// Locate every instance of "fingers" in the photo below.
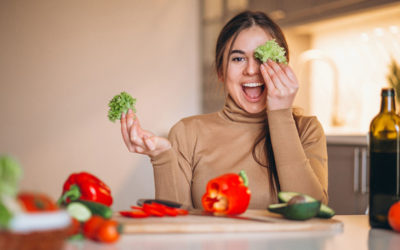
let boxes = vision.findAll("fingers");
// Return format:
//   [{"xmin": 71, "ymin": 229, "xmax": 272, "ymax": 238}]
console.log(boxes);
[
  {"xmin": 143, "ymin": 135, "xmax": 156, "ymax": 151},
  {"xmin": 120, "ymin": 112, "xmax": 134, "ymax": 152},
  {"xmin": 261, "ymin": 60, "xmax": 298, "ymax": 94}
]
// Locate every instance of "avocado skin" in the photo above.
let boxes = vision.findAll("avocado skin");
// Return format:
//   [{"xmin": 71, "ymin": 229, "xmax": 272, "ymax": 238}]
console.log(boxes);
[
  {"xmin": 284, "ymin": 201, "xmax": 321, "ymax": 220},
  {"xmin": 278, "ymin": 192, "xmax": 335, "ymax": 219},
  {"xmin": 268, "ymin": 203, "xmax": 287, "ymax": 215}
]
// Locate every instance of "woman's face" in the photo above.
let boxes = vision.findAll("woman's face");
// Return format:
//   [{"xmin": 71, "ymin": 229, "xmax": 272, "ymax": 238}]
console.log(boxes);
[{"xmin": 221, "ymin": 26, "xmax": 273, "ymax": 114}]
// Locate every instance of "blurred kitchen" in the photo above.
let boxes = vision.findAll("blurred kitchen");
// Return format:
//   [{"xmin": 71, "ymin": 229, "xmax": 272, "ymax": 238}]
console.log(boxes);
[{"xmin": 1, "ymin": 0, "xmax": 400, "ymax": 214}]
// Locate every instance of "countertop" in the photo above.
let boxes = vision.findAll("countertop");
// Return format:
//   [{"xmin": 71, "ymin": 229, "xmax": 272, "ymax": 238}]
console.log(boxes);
[
  {"xmin": 326, "ymin": 135, "xmax": 368, "ymax": 146},
  {"xmin": 65, "ymin": 215, "xmax": 400, "ymax": 250}
]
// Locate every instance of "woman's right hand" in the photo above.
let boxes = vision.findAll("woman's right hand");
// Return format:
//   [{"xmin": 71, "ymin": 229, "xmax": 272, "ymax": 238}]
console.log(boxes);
[{"xmin": 120, "ymin": 109, "xmax": 171, "ymax": 158}]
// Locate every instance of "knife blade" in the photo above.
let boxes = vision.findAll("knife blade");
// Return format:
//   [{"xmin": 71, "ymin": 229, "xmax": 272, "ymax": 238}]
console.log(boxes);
[{"xmin": 136, "ymin": 198, "xmax": 277, "ymax": 223}]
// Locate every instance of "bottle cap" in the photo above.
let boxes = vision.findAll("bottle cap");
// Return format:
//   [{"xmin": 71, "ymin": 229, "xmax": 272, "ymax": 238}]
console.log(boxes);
[{"xmin": 381, "ymin": 88, "xmax": 395, "ymax": 97}]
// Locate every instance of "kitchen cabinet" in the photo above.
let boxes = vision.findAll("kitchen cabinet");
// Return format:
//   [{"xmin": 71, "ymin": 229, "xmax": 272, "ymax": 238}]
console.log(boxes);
[
  {"xmin": 326, "ymin": 136, "xmax": 369, "ymax": 215},
  {"xmin": 249, "ymin": 0, "xmax": 400, "ymax": 27}
]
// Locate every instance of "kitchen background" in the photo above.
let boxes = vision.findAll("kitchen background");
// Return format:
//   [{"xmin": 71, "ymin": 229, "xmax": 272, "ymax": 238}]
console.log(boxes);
[{"xmin": 1, "ymin": 0, "xmax": 400, "ymax": 212}]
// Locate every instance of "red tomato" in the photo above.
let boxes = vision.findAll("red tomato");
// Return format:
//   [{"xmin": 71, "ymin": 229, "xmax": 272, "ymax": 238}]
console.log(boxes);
[
  {"xmin": 68, "ymin": 218, "xmax": 81, "ymax": 236},
  {"xmin": 17, "ymin": 192, "xmax": 58, "ymax": 212},
  {"xmin": 388, "ymin": 201, "xmax": 400, "ymax": 232},
  {"xmin": 96, "ymin": 220, "xmax": 120, "ymax": 243},
  {"xmin": 83, "ymin": 215, "xmax": 105, "ymax": 239},
  {"xmin": 120, "ymin": 210, "xmax": 149, "ymax": 218}
]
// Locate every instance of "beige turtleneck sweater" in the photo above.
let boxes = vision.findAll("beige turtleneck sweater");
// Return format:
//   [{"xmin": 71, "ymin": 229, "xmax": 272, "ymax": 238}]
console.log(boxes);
[{"xmin": 150, "ymin": 95, "xmax": 328, "ymax": 209}]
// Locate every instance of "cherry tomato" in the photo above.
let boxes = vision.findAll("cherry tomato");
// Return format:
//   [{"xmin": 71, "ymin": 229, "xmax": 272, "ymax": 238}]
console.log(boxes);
[
  {"xmin": 68, "ymin": 217, "xmax": 81, "ymax": 236},
  {"xmin": 388, "ymin": 201, "xmax": 400, "ymax": 232},
  {"xmin": 120, "ymin": 210, "xmax": 149, "ymax": 218},
  {"xmin": 96, "ymin": 220, "xmax": 120, "ymax": 243},
  {"xmin": 17, "ymin": 192, "xmax": 58, "ymax": 212},
  {"xmin": 83, "ymin": 215, "xmax": 105, "ymax": 239}
]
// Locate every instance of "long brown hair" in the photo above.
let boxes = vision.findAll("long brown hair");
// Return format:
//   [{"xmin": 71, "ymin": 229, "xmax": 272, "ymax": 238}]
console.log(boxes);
[{"xmin": 215, "ymin": 11, "xmax": 289, "ymax": 196}]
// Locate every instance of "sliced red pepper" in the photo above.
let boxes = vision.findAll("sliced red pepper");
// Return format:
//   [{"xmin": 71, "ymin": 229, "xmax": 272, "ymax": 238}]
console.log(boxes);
[
  {"xmin": 119, "ymin": 210, "xmax": 149, "ymax": 218},
  {"xmin": 130, "ymin": 206, "xmax": 144, "ymax": 211},
  {"xmin": 142, "ymin": 203, "xmax": 165, "ymax": 217},
  {"xmin": 151, "ymin": 203, "xmax": 179, "ymax": 217},
  {"xmin": 201, "ymin": 170, "xmax": 251, "ymax": 215},
  {"xmin": 175, "ymin": 208, "xmax": 189, "ymax": 216},
  {"xmin": 58, "ymin": 172, "xmax": 113, "ymax": 206}
]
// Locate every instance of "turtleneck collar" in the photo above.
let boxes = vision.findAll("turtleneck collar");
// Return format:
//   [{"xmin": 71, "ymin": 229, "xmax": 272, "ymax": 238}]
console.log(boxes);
[{"xmin": 219, "ymin": 95, "xmax": 267, "ymax": 124}]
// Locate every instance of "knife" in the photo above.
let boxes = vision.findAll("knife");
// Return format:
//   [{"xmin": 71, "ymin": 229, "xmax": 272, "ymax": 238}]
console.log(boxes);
[{"xmin": 136, "ymin": 198, "xmax": 278, "ymax": 223}]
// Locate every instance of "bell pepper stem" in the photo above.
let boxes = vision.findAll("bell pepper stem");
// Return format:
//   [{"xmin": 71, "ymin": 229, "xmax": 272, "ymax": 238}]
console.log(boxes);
[
  {"xmin": 57, "ymin": 185, "xmax": 81, "ymax": 206},
  {"xmin": 239, "ymin": 170, "xmax": 248, "ymax": 187}
]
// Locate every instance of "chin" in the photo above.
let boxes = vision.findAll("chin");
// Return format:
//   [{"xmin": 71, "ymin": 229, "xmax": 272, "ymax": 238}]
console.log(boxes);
[{"xmin": 242, "ymin": 103, "xmax": 265, "ymax": 114}]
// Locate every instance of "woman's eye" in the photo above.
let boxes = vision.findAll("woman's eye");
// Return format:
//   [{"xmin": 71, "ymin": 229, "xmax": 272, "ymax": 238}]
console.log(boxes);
[{"xmin": 232, "ymin": 57, "xmax": 246, "ymax": 62}]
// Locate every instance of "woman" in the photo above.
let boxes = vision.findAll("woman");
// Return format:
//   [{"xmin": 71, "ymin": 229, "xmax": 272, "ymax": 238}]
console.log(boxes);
[{"xmin": 120, "ymin": 11, "xmax": 328, "ymax": 209}]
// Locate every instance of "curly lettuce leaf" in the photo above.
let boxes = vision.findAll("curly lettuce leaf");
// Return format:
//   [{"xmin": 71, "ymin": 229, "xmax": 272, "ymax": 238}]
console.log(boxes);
[
  {"xmin": 0, "ymin": 155, "xmax": 22, "ymax": 197},
  {"xmin": 254, "ymin": 39, "xmax": 287, "ymax": 64},
  {"xmin": 108, "ymin": 91, "xmax": 136, "ymax": 122}
]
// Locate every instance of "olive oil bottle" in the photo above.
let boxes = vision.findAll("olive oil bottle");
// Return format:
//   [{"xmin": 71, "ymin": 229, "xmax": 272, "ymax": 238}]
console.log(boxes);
[{"xmin": 369, "ymin": 88, "xmax": 400, "ymax": 228}]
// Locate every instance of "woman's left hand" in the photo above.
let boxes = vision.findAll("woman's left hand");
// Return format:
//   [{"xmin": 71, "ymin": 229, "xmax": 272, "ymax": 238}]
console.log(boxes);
[{"xmin": 260, "ymin": 59, "xmax": 299, "ymax": 111}]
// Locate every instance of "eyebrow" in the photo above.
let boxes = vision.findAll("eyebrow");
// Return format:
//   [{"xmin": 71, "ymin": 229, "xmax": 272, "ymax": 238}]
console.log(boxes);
[{"xmin": 229, "ymin": 49, "xmax": 245, "ymax": 55}]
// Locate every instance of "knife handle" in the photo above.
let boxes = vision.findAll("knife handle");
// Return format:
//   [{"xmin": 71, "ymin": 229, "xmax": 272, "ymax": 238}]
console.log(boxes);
[{"xmin": 136, "ymin": 199, "xmax": 183, "ymax": 208}]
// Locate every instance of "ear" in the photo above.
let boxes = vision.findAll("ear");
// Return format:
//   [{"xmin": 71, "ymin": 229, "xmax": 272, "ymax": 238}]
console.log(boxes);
[{"xmin": 217, "ymin": 70, "xmax": 224, "ymax": 83}]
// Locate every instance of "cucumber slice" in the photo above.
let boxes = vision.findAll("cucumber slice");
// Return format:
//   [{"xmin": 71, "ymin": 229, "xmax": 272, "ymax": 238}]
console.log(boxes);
[
  {"xmin": 278, "ymin": 192, "xmax": 335, "ymax": 218},
  {"xmin": 75, "ymin": 200, "xmax": 112, "ymax": 219},
  {"xmin": 67, "ymin": 202, "xmax": 92, "ymax": 222}
]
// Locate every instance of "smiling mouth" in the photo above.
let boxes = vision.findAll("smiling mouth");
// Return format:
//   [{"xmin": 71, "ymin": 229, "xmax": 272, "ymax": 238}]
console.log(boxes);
[{"xmin": 242, "ymin": 82, "xmax": 265, "ymax": 100}]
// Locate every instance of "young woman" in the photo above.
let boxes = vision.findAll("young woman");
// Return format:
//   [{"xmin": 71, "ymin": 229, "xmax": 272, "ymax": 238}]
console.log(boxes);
[{"xmin": 120, "ymin": 11, "xmax": 328, "ymax": 209}]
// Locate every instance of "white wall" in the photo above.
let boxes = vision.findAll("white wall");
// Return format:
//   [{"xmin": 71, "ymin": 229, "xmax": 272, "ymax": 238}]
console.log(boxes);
[{"xmin": 0, "ymin": 0, "xmax": 200, "ymax": 210}]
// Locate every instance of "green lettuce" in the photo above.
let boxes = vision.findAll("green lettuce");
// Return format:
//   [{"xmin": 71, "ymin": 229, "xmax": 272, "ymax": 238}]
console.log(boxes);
[
  {"xmin": 254, "ymin": 39, "xmax": 287, "ymax": 64},
  {"xmin": 0, "ymin": 155, "xmax": 22, "ymax": 197},
  {"xmin": 108, "ymin": 91, "xmax": 136, "ymax": 122},
  {"xmin": 0, "ymin": 155, "xmax": 22, "ymax": 228}
]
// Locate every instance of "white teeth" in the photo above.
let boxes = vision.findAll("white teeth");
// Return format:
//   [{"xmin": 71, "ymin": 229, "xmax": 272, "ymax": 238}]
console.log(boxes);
[{"xmin": 242, "ymin": 83, "xmax": 263, "ymax": 87}]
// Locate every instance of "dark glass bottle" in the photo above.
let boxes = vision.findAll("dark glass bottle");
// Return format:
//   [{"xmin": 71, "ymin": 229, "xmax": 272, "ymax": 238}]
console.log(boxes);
[{"xmin": 369, "ymin": 88, "xmax": 400, "ymax": 228}]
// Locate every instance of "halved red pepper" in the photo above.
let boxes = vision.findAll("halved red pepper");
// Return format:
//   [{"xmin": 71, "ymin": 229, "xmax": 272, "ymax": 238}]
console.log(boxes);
[
  {"xmin": 201, "ymin": 170, "xmax": 251, "ymax": 215},
  {"xmin": 58, "ymin": 172, "xmax": 113, "ymax": 206}
]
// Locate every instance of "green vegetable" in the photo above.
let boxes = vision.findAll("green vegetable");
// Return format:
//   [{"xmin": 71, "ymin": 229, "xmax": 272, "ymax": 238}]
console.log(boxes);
[
  {"xmin": 285, "ymin": 200, "xmax": 321, "ymax": 220},
  {"xmin": 267, "ymin": 203, "xmax": 287, "ymax": 214},
  {"xmin": 108, "ymin": 91, "xmax": 136, "ymax": 122},
  {"xmin": 0, "ymin": 202, "xmax": 13, "ymax": 228},
  {"xmin": 75, "ymin": 200, "xmax": 113, "ymax": 219},
  {"xmin": 67, "ymin": 202, "xmax": 92, "ymax": 222},
  {"xmin": 0, "ymin": 155, "xmax": 22, "ymax": 197},
  {"xmin": 278, "ymin": 191, "xmax": 335, "ymax": 218},
  {"xmin": 254, "ymin": 39, "xmax": 287, "ymax": 64},
  {"xmin": 268, "ymin": 195, "xmax": 321, "ymax": 220}
]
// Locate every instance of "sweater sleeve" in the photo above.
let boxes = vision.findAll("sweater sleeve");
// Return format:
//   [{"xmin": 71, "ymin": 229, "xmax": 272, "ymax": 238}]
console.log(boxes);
[
  {"xmin": 150, "ymin": 120, "xmax": 194, "ymax": 208},
  {"xmin": 267, "ymin": 109, "xmax": 328, "ymax": 204}
]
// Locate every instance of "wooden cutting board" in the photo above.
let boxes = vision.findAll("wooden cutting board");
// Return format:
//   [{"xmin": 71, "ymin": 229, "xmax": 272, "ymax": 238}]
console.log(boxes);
[{"xmin": 115, "ymin": 209, "xmax": 343, "ymax": 234}]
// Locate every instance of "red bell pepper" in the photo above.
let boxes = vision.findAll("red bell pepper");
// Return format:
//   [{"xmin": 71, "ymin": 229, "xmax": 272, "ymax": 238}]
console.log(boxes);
[
  {"xmin": 201, "ymin": 170, "xmax": 251, "ymax": 215},
  {"xmin": 58, "ymin": 172, "xmax": 113, "ymax": 206}
]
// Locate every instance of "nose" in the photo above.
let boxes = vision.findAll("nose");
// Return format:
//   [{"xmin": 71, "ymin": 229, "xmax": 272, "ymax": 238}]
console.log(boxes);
[{"xmin": 244, "ymin": 57, "xmax": 260, "ymax": 76}]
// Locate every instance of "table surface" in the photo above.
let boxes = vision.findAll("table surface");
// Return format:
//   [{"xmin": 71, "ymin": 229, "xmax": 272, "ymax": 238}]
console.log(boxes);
[{"xmin": 65, "ymin": 215, "xmax": 400, "ymax": 250}]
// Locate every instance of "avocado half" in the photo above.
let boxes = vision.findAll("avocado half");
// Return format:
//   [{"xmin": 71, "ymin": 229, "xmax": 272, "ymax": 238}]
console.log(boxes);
[
  {"xmin": 277, "ymin": 192, "xmax": 335, "ymax": 219},
  {"xmin": 268, "ymin": 198, "xmax": 321, "ymax": 221}
]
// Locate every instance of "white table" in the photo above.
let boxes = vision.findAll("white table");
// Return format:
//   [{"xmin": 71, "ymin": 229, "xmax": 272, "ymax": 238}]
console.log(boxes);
[{"xmin": 65, "ymin": 215, "xmax": 400, "ymax": 250}]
